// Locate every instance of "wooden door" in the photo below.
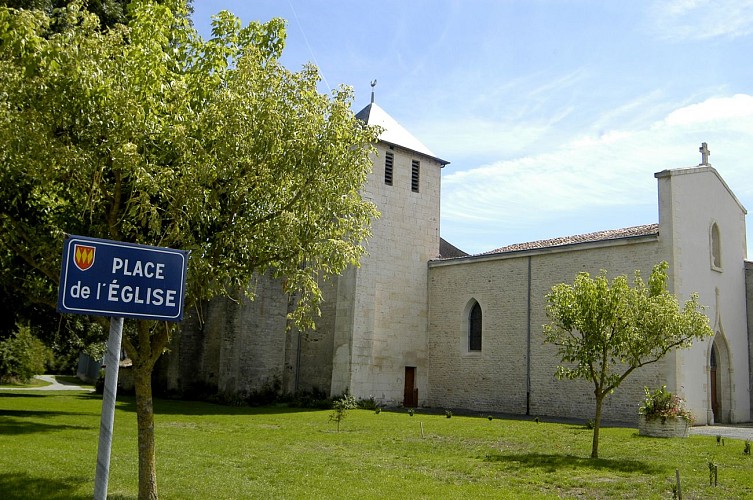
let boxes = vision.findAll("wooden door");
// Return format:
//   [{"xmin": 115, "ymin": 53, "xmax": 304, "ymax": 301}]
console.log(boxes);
[
  {"xmin": 710, "ymin": 343, "xmax": 720, "ymax": 423},
  {"xmin": 710, "ymin": 364, "xmax": 719, "ymax": 422},
  {"xmin": 403, "ymin": 367, "xmax": 418, "ymax": 407}
]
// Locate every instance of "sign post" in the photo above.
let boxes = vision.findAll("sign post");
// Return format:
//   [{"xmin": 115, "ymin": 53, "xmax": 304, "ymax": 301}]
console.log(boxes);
[
  {"xmin": 57, "ymin": 235, "xmax": 187, "ymax": 500},
  {"xmin": 94, "ymin": 316, "xmax": 123, "ymax": 500}
]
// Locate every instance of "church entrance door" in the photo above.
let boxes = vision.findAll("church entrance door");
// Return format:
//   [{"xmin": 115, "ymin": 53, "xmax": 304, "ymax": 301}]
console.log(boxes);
[
  {"xmin": 403, "ymin": 367, "xmax": 417, "ymax": 407},
  {"xmin": 708, "ymin": 336, "xmax": 734, "ymax": 424},
  {"xmin": 710, "ymin": 343, "xmax": 719, "ymax": 423},
  {"xmin": 710, "ymin": 367, "xmax": 719, "ymax": 422}
]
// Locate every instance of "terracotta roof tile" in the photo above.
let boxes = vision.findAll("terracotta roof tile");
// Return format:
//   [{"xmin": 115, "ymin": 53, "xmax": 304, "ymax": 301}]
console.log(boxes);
[{"xmin": 480, "ymin": 223, "xmax": 659, "ymax": 256}]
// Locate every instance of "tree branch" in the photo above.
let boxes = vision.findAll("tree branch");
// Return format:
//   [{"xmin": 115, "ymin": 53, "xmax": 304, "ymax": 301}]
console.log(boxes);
[
  {"xmin": 107, "ymin": 162, "xmax": 122, "ymax": 240},
  {"xmin": 146, "ymin": 322, "xmax": 173, "ymax": 370},
  {"xmin": 0, "ymin": 217, "xmax": 60, "ymax": 283}
]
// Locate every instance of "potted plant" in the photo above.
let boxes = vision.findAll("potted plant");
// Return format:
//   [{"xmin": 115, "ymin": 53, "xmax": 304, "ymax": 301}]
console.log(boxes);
[{"xmin": 638, "ymin": 386, "xmax": 693, "ymax": 438}]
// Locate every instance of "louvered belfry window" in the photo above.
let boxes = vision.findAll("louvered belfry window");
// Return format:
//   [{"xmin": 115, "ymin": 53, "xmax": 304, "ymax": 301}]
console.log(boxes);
[
  {"xmin": 411, "ymin": 160, "xmax": 420, "ymax": 192},
  {"xmin": 384, "ymin": 151, "xmax": 394, "ymax": 185}
]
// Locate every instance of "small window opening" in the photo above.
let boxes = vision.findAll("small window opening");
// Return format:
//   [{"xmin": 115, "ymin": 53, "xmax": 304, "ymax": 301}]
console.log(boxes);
[
  {"xmin": 411, "ymin": 160, "xmax": 420, "ymax": 192},
  {"xmin": 469, "ymin": 301, "xmax": 482, "ymax": 351},
  {"xmin": 384, "ymin": 151, "xmax": 393, "ymax": 186},
  {"xmin": 711, "ymin": 222, "xmax": 722, "ymax": 270}
]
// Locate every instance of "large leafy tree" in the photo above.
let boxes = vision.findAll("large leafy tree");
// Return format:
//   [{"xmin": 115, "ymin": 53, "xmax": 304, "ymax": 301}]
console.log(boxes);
[
  {"xmin": 543, "ymin": 262, "xmax": 713, "ymax": 459},
  {"xmin": 0, "ymin": 0, "xmax": 129, "ymax": 27},
  {"xmin": 0, "ymin": 0, "xmax": 189, "ymax": 354},
  {"xmin": 0, "ymin": 0, "xmax": 191, "ymax": 29},
  {"xmin": 0, "ymin": 1, "xmax": 379, "ymax": 498}
]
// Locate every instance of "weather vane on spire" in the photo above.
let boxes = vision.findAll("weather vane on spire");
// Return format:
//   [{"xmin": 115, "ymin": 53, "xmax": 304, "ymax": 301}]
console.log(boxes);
[
  {"xmin": 699, "ymin": 142, "xmax": 710, "ymax": 165},
  {"xmin": 370, "ymin": 79, "xmax": 377, "ymax": 103}
]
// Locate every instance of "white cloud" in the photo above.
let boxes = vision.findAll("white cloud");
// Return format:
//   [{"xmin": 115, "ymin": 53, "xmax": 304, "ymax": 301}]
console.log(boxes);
[
  {"xmin": 662, "ymin": 94, "xmax": 753, "ymax": 126},
  {"xmin": 649, "ymin": 0, "xmax": 753, "ymax": 40},
  {"xmin": 441, "ymin": 94, "xmax": 753, "ymax": 254}
]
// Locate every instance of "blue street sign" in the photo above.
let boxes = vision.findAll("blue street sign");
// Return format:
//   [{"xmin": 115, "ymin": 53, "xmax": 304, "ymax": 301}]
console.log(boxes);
[{"xmin": 57, "ymin": 235, "xmax": 188, "ymax": 321}]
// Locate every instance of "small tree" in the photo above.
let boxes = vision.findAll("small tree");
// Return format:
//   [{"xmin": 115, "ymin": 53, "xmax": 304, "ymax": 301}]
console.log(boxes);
[
  {"xmin": 543, "ymin": 261, "xmax": 713, "ymax": 458},
  {"xmin": 329, "ymin": 394, "xmax": 358, "ymax": 432}
]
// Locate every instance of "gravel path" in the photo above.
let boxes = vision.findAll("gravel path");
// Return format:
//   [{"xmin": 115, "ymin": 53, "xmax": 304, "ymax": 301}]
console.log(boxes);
[
  {"xmin": 690, "ymin": 423, "xmax": 753, "ymax": 442},
  {"xmin": 0, "ymin": 374, "xmax": 95, "ymax": 392}
]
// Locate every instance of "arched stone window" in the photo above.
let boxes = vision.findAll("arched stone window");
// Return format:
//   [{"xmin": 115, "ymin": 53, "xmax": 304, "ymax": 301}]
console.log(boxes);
[
  {"xmin": 710, "ymin": 222, "xmax": 722, "ymax": 271},
  {"xmin": 468, "ymin": 301, "xmax": 482, "ymax": 351}
]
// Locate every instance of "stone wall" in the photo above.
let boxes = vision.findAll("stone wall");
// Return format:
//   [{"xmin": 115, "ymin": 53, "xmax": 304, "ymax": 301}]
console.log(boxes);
[
  {"xmin": 156, "ymin": 273, "xmax": 292, "ymax": 396},
  {"xmin": 656, "ymin": 166, "xmax": 751, "ymax": 423},
  {"xmin": 288, "ymin": 278, "xmax": 338, "ymax": 395},
  {"xmin": 745, "ymin": 260, "xmax": 753, "ymax": 421},
  {"xmin": 327, "ymin": 143, "xmax": 442, "ymax": 404},
  {"xmin": 427, "ymin": 236, "xmax": 667, "ymax": 423}
]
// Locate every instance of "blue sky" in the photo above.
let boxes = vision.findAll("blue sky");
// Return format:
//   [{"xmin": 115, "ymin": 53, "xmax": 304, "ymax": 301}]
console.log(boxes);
[{"xmin": 192, "ymin": 1, "xmax": 753, "ymax": 255}]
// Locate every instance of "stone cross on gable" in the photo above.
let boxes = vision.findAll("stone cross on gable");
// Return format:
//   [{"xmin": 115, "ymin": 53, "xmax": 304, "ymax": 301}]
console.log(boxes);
[{"xmin": 699, "ymin": 142, "xmax": 710, "ymax": 165}]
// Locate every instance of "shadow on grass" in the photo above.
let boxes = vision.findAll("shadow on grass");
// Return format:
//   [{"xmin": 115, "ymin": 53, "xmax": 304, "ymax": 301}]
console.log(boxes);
[
  {"xmin": 484, "ymin": 451, "xmax": 664, "ymax": 475},
  {"xmin": 0, "ymin": 392, "xmax": 48, "ymax": 399},
  {"xmin": 54, "ymin": 375, "xmax": 94, "ymax": 387},
  {"xmin": 0, "ymin": 415, "xmax": 91, "ymax": 435},
  {"xmin": 0, "ymin": 472, "xmax": 91, "ymax": 500},
  {"xmin": 98, "ymin": 394, "xmax": 322, "ymax": 417},
  {"xmin": 5, "ymin": 391, "xmax": 322, "ymax": 418}
]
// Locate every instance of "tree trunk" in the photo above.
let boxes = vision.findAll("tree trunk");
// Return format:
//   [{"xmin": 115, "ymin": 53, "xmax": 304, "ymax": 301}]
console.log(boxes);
[
  {"xmin": 125, "ymin": 320, "xmax": 172, "ymax": 500},
  {"xmin": 591, "ymin": 394, "xmax": 604, "ymax": 459},
  {"xmin": 134, "ymin": 362, "xmax": 158, "ymax": 500}
]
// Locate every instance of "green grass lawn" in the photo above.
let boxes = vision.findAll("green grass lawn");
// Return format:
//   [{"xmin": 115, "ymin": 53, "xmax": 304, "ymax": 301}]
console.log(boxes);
[
  {"xmin": 0, "ymin": 377, "xmax": 51, "ymax": 389},
  {"xmin": 0, "ymin": 391, "xmax": 751, "ymax": 499},
  {"xmin": 0, "ymin": 374, "xmax": 95, "ymax": 389}
]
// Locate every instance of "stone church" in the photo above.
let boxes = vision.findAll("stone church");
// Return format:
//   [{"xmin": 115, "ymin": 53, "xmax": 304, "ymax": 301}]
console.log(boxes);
[{"xmin": 158, "ymin": 96, "xmax": 752, "ymax": 425}]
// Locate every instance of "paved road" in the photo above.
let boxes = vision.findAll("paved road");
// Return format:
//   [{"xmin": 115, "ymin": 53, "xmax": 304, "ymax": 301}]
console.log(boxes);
[
  {"xmin": 0, "ymin": 374, "xmax": 95, "ymax": 392},
  {"xmin": 690, "ymin": 422, "xmax": 753, "ymax": 442}
]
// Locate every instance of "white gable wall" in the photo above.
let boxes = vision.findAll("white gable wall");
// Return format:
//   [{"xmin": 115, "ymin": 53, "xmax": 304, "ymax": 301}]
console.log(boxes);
[{"xmin": 656, "ymin": 166, "xmax": 750, "ymax": 423}]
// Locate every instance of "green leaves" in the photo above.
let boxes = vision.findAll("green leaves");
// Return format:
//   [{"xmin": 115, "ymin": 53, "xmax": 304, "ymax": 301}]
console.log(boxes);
[
  {"xmin": 1, "ymin": 3, "xmax": 378, "ymax": 496},
  {"xmin": 0, "ymin": 0, "xmax": 379, "ymax": 332},
  {"xmin": 544, "ymin": 262, "xmax": 712, "ymax": 393},
  {"xmin": 546, "ymin": 261, "xmax": 714, "ymax": 391}
]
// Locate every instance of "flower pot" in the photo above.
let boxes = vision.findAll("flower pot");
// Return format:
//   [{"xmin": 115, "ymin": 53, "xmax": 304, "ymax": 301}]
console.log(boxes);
[{"xmin": 638, "ymin": 414, "xmax": 690, "ymax": 438}]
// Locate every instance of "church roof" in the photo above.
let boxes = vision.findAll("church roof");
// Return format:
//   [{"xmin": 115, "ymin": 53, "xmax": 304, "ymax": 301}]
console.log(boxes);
[
  {"xmin": 481, "ymin": 223, "xmax": 659, "ymax": 256},
  {"xmin": 355, "ymin": 101, "xmax": 449, "ymax": 165},
  {"xmin": 439, "ymin": 238, "xmax": 469, "ymax": 258}
]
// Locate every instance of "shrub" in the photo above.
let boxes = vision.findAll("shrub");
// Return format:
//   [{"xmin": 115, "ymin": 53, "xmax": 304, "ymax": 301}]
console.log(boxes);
[
  {"xmin": 639, "ymin": 386, "xmax": 693, "ymax": 423},
  {"xmin": 95, "ymin": 369, "xmax": 105, "ymax": 394},
  {"xmin": 357, "ymin": 395, "xmax": 378, "ymax": 410},
  {"xmin": 289, "ymin": 387, "xmax": 331, "ymax": 409},
  {"xmin": 0, "ymin": 325, "xmax": 52, "ymax": 383},
  {"xmin": 246, "ymin": 376, "xmax": 282, "ymax": 406},
  {"xmin": 329, "ymin": 393, "xmax": 358, "ymax": 432}
]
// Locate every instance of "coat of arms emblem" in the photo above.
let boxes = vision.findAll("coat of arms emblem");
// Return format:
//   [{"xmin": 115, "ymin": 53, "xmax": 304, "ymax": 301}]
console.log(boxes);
[{"xmin": 73, "ymin": 244, "xmax": 96, "ymax": 271}]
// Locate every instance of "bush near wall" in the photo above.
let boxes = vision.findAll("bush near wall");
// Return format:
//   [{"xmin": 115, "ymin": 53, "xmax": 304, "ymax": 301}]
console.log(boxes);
[{"xmin": 0, "ymin": 325, "xmax": 51, "ymax": 383}]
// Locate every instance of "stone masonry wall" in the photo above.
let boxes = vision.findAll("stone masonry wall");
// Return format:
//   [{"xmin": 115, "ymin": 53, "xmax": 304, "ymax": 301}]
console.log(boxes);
[
  {"xmin": 656, "ymin": 166, "xmax": 751, "ymax": 423},
  {"xmin": 158, "ymin": 272, "xmax": 291, "ymax": 396},
  {"xmin": 745, "ymin": 260, "xmax": 753, "ymax": 421},
  {"xmin": 288, "ymin": 277, "xmax": 338, "ymax": 395},
  {"xmin": 427, "ymin": 237, "xmax": 669, "ymax": 423},
  {"xmin": 331, "ymin": 143, "xmax": 442, "ymax": 404}
]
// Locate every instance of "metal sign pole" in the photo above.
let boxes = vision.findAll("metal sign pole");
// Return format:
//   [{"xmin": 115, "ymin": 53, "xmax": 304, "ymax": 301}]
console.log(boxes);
[{"xmin": 93, "ymin": 316, "xmax": 124, "ymax": 500}]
